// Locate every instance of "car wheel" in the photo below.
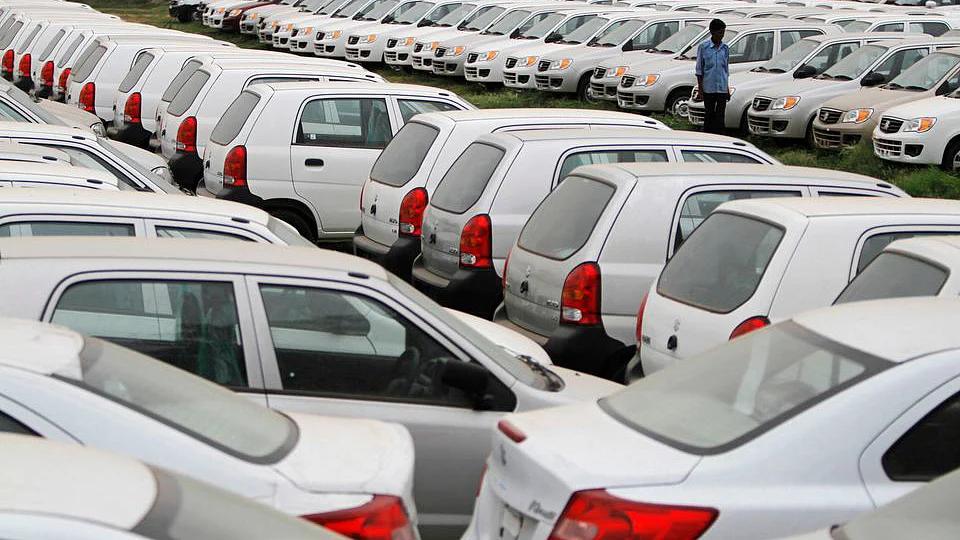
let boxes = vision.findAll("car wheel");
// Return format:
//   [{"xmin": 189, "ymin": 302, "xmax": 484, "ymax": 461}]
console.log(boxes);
[
  {"xmin": 805, "ymin": 117, "xmax": 816, "ymax": 147},
  {"xmin": 942, "ymin": 139, "xmax": 960, "ymax": 172},
  {"xmin": 270, "ymin": 208, "xmax": 316, "ymax": 243},
  {"xmin": 178, "ymin": 8, "xmax": 192, "ymax": 23},
  {"xmin": 577, "ymin": 73, "xmax": 595, "ymax": 103},
  {"xmin": 666, "ymin": 89, "xmax": 690, "ymax": 118}
]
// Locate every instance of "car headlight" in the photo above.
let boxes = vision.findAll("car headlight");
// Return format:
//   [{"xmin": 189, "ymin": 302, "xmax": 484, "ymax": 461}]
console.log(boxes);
[
  {"xmin": 611, "ymin": 66, "xmax": 628, "ymax": 77},
  {"xmin": 330, "ymin": 30, "xmax": 342, "ymax": 39},
  {"xmin": 285, "ymin": 23, "xmax": 294, "ymax": 30},
  {"xmin": 303, "ymin": 27, "xmax": 314, "ymax": 35},
  {"xmin": 841, "ymin": 108, "xmax": 873, "ymax": 124},
  {"xmin": 250, "ymin": 12, "xmax": 259, "ymax": 18},
  {"xmin": 771, "ymin": 96, "xmax": 800, "ymax": 110},
  {"xmin": 550, "ymin": 59, "xmax": 572, "ymax": 70},
  {"xmin": 450, "ymin": 45, "xmax": 466, "ymax": 57},
  {"xmin": 361, "ymin": 34, "xmax": 377, "ymax": 43},
  {"xmin": 477, "ymin": 51, "xmax": 497, "ymax": 62},
  {"xmin": 153, "ymin": 166, "xmax": 174, "ymax": 184},
  {"xmin": 229, "ymin": 9, "xmax": 241, "ymax": 16},
  {"xmin": 429, "ymin": 41, "xmax": 440, "ymax": 50},
  {"xmin": 903, "ymin": 117, "xmax": 936, "ymax": 133},
  {"xmin": 91, "ymin": 122, "xmax": 106, "ymax": 137},
  {"xmin": 272, "ymin": 22, "xmax": 279, "ymax": 28},
  {"xmin": 401, "ymin": 37, "xmax": 415, "ymax": 46},
  {"xmin": 519, "ymin": 56, "xmax": 538, "ymax": 67},
  {"xmin": 216, "ymin": 7, "xmax": 224, "ymax": 13},
  {"xmin": 635, "ymin": 74, "xmax": 659, "ymax": 87}
]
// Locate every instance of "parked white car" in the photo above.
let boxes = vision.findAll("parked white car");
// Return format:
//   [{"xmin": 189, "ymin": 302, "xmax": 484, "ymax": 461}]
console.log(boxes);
[
  {"xmin": 0, "ymin": 160, "xmax": 119, "ymax": 190},
  {"xmin": 344, "ymin": 0, "xmax": 464, "ymax": 63},
  {"xmin": 239, "ymin": 0, "xmax": 303, "ymax": 34},
  {"xmin": 272, "ymin": 0, "xmax": 356, "ymax": 54},
  {"xmin": 203, "ymin": 81, "xmax": 472, "ymax": 242},
  {"xmin": 0, "ymin": 236, "xmax": 621, "ymax": 539},
  {"xmin": 872, "ymin": 88, "xmax": 960, "ymax": 170},
  {"xmin": 0, "ymin": 78, "xmax": 102, "ymax": 133},
  {"xmin": 308, "ymin": 0, "xmax": 403, "ymax": 58},
  {"xmin": 465, "ymin": 296, "xmax": 960, "ymax": 539},
  {"xmin": 354, "ymin": 108, "xmax": 666, "ymax": 281},
  {"xmin": 0, "ymin": 314, "xmax": 419, "ymax": 538},
  {"xmin": 842, "ymin": 13, "xmax": 960, "ymax": 35}
]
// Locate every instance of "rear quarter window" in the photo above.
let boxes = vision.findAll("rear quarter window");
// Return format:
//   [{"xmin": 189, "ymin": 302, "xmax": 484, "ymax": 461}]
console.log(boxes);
[
  {"xmin": 118, "ymin": 52, "xmax": 156, "ymax": 93},
  {"xmin": 369, "ymin": 121, "xmax": 440, "ymax": 187},
  {"xmin": 518, "ymin": 175, "xmax": 615, "ymax": 260},
  {"xmin": 71, "ymin": 44, "xmax": 106, "ymax": 82},
  {"xmin": 162, "ymin": 59, "xmax": 202, "ymax": 102},
  {"xmin": 210, "ymin": 90, "xmax": 261, "ymax": 146},
  {"xmin": 835, "ymin": 252, "xmax": 948, "ymax": 304},
  {"xmin": 56, "ymin": 34, "xmax": 85, "ymax": 67},
  {"xmin": 38, "ymin": 29, "xmax": 66, "ymax": 61},
  {"xmin": 0, "ymin": 21, "xmax": 23, "ymax": 49},
  {"xmin": 167, "ymin": 69, "xmax": 211, "ymax": 117},
  {"xmin": 16, "ymin": 25, "xmax": 41, "ymax": 54},
  {"xmin": 430, "ymin": 142, "xmax": 504, "ymax": 214}
]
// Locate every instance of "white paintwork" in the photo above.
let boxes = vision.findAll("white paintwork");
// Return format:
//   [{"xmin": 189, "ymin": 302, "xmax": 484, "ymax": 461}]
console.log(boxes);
[
  {"xmin": 872, "ymin": 92, "xmax": 960, "ymax": 166},
  {"xmin": 0, "ymin": 160, "xmax": 120, "ymax": 190}
]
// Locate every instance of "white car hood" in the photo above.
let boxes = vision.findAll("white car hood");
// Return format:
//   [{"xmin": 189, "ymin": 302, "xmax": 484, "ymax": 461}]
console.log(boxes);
[
  {"xmin": 111, "ymin": 140, "xmax": 168, "ymax": 171},
  {"xmin": 506, "ymin": 42, "xmax": 578, "ymax": 60},
  {"xmin": 754, "ymin": 76, "xmax": 845, "ymax": 99},
  {"xmin": 626, "ymin": 55, "xmax": 692, "ymax": 75},
  {"xmin": 274, "ymin": 412, "xmax": 415, "ymax": 496},
  {"xmin": 386, "ymin": 24, "xmax": 462, "ymax": 41},
  {"xmin": 449, "ymin": 309, "xmax": 552, "ymax": 366},
  {"xmin": 730, "ymin": 68, "xmax": 793, "ymax": 91},
  {"xmin": 547, "ymin": 44, "xmax": 619, "ymax": 63},
  {"xmin": 882, "ymin": 94, "xmax": 960, "ymax": 119},
  {"xmin": 549, "ymin": 366, "xmax": 622, "ymax": 400},
  {"xmin": 39, "ymin": 100, "xmax": 99, "ymax": 132}
]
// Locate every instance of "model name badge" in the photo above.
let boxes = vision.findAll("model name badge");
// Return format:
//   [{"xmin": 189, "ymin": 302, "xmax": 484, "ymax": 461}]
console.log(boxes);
[{"xmin": 528, "ymin": 501, "xmax": 557, "ymax": 521}]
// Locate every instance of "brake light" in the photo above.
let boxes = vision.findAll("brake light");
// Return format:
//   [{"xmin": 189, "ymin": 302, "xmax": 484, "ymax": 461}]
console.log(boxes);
[
  {"xmin": 548, "ymin": 490, "xmax": 718, "ymax": 540},
  {"xmin": 398, "ymin": 187, "xmax": 427, "ymax": 237},
  {"xmin": 635, "ymin": 291, "xmax": 648, "ymax": 343},
  {"xmin": 40, "ymin": 61, "xmax": 53, "ymax": 87},
  {"xmin": 1, "ymin": 50, "xmax": 12, "ymax": 75},
  {"xmin": 729, "ymin": 316, "xmax": 770, "ymax": 340},
  {"xmin": 17, "ymin": 53, "xmax": 30, "ymax": 78},
  {"xmin": 78, "ymin": 82, "xmax": 95, "ymax": 113},
  {"xmin": 497, "ymin": 419, "xmax": 526, "ymax": 443},
  {"xmin": 459, "ymin": 214, "xmax": 492, "ymax": 268},
  {"xmin": 223, "ymin": 145, "xmax": 247, "ymax": 187},
  {"xmin": 302, "ymin": 495, "xmax": 415, "ymax": 540},
  {"xmin": 123, "ymin": 92, "xmax": 142, "ymax": 124},
  {"xmin": 176, "ymin": 116, "xmax": 197, "ymax": 153},
  {"xmin": 560, "ymin": 262, "xmax": 601, "ymax": 326},
  {"xmin": 57, "ymin": 68, "xmax": 71, "ymax": 91}
]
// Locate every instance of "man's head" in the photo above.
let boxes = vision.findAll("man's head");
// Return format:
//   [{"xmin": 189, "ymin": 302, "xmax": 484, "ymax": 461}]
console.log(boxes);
[{"xmin": 709, "ymin": 18, "xmax": 725, "ymax": 44}]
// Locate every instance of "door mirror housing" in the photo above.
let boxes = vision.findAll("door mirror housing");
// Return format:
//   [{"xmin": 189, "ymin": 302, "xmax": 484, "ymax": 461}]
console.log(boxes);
[
  {"xmin": 793, "ymin": 64, "xmax": 816, "ymax": 79},
  {"xmin": 441, "ymin": 361, "xmax": 493, "ymax": 410},
  {"xmin": 544, "ymin": 32, "xmax": 562, "ymax": 43},
  {"xmin": 621, "ymin": 41, "xmax": 633, "ymax": 52},
  {"xmin": 861, "ymin": 71, "xmax": 885, "ymax": 87}
]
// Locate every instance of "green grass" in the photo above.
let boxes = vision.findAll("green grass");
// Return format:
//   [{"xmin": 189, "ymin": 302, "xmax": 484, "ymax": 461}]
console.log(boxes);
[{"xmin": 82, "ymin": 0, "xmax": 960, "ymax": 197}]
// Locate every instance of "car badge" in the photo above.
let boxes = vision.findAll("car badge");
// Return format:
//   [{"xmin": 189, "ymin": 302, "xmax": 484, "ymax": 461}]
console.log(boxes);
[
  {"xmin": 428, "ymin": 232, "xmax": 436, "ymax": 244},
  {"xmin": 673, "ymin": 320, "xmax": 680, "ymax": 332},
  {"xmin": 370, "ymin": 203, "xmax": 377, "ymax": 216},
  {"xmin": 519, "ymin": 280, "xmax": 529, "ymax": 295}
]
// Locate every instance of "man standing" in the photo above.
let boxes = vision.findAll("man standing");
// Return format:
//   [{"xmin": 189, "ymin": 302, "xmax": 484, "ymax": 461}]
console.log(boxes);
[{"xmin": 695, "ymin": 19, "xmax": 729, "ymax": 135}]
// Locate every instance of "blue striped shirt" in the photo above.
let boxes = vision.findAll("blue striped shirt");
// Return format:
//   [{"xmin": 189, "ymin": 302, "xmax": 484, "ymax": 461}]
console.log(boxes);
[{"xmin": 695, "ymin": 39, "xmax": 729, "ymax": 94}]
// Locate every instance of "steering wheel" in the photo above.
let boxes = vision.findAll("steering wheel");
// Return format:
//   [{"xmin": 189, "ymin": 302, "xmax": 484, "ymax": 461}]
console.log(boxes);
[{"xmin": 408, "ymin": 356, "xmax": 455, "ymax": 399}]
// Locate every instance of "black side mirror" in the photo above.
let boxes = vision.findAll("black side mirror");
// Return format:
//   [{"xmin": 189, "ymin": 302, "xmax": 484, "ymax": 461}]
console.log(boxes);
[
  {"xmin": 622, "ymin": 41, "xmax": 633, "ymax": 52},
  {"xmin": 442, "ymin": 362, "xmax": 493, "ymax": 410},
  {"xmin": 861, "ymin": 71, "xmax": 885, "ymax": 87},
  {"xmin": 544, "ymin": 32, "xmax": 561, "ymax": 43},
  {"xmin": 793, "ymin": 64, "xmax": 816, "ymax": 79},
  {"xmin": 417, "ymin": 19, "xmax": 430, "ymax": 27},
  {"xmin": 509, "ymin": 29, "xmax": 521, "ymax": 39}
]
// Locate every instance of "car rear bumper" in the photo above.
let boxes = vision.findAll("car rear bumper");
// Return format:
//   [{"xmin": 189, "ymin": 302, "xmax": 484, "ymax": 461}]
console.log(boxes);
[
  {"xmin": 411, "ymin": 257, "xmax": 502, "ymax": 319},
  {"xmin": 115, "ymin": 122, "xmax": 152, "ymax": 149},
  {"xmin": 216, "ymin": 183, "xmax": 264, "ymax": 207},
  {"xmin": 169, "ymin": 151, "xmax": 204, "ymax": 192},
  {"xmin": 353, "ymin": 228, "xmax": 420, "ymax": 281}
]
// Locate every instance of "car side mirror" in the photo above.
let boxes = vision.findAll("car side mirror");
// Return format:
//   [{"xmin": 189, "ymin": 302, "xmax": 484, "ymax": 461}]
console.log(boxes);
[
  {"xmin": 544, "ymin": 32, "xmax": 561, "ymax": 43},
  {"xmin": 509, "ymin": 29, "xmax": 521, "ymax": 38},
  {"xmin": 622, "ymin": 41, "xmax": 633, "ymax": 52},
  {"xmin": 861, "ymin": 71, "xmax": 885, "ymax": 87},
  {"xmin": 441, "ymin": 362, "xmax": 493, "ymax": 410},
  {"xmin": 417, "ymin": 19, "xmax": 430, "ymax": 27},
  {"xmin": 793, "ymin": 64, "xmax": 816, "ymax": 79}
]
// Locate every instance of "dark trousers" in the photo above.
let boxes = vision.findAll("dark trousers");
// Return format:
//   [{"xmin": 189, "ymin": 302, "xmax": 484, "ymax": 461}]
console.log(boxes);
[{"xmin": 703, "ymin": 93, "xmax": 727, "ymax": 135}]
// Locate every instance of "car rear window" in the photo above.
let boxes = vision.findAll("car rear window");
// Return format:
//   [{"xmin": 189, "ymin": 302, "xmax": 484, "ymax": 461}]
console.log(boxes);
[
  {"xmin": 518, "ymin": 175, "xmax": 615, "ymax": 260},
  {"xmin": 430, "ymin": 142, "xmax": 504, "ymax": 214},
  {"xmin": 369, "ymin": 121, "xmax": 440, "ymax": 187},
  {"xmin": 167, "ymin": 69, "xmax": 211, "ymax": 117},
  {"xmin": 657, "ymin": 212, "xmax": 785, "ymax": 313},
  {"xmin": 71, "ymin": 44, "xmax": 106, "ymax": 82},
  {"xmin": 162, "ymin": 59, "xmax": 202, "ymax": 102},
  {"xmin": 0, "ymin": 21, "xmax": 23, "ymax": 49},
  {"xmin": 16, "ymin": 25, "xmax": 41, "ymax": 54},
  {"xmin": 56, "ymin": 34, "xmax": 85, "ymax": 67},
  {"xmin": 117, "ymin": 52, "xmax": 155, "ymax": 93},
  {"xmin": 38, "ymin": 29, "xmax": 65, "ymax": 61},
  {"xmin": 210, "ymin": 90, "xmax": 261, "ymax": 146},
  {"xmin": 835, "ymin": 252, "xmax": 948, "ymax": 305}
]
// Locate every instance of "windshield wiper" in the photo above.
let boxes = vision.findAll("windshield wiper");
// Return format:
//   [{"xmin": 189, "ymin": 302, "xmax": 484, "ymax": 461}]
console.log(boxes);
[
  {"xmin": 676, "ymin": 53, "xmax": 689, "ymax": 60},
  {"xmin": 834, "ymin": 75, "xmax": 853, "ymax": 81},
  {"xmin": 514, "ymin": 354, "xmax": 563, "ymax": 391},
  {"xmin": 884, "ymin": 82, "xmax": 903, "ymax": 90},
  {"xmin": 903, "ymin": 85, "xmax": 928, "ymax": 92},
  {"xmin": 752, "ymin": 66, "xmax": 768, "ymax": 72},
  {"xmin": 767, "ymin": 67, "xmax": 786, "ymax": 74}
]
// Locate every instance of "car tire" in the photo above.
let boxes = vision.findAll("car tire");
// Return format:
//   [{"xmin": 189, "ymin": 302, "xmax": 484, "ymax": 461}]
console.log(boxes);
[
  {"xmin": 178, "ymin": 8, "xmax": 192, "ymax": 23},
  {"xmin": 270, "ymin": 208, "xmax": 316, "ymax": 243},
  {"xmin": 942, "ymin": 138, "xmax": 960, "ymax": 172},
  {"xmin": 577, "ymin": 73, "xmax": 594, "ymax": 102},
  {"xmin": 665, "ymin": 88, "xmax": 690, "ymax": 118},
  {"xmin": 805, "ymin": 117, "xmax": 816, "ymax": 147}
]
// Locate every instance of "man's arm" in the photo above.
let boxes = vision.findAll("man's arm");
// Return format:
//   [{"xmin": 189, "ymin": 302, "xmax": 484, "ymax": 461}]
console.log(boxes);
[{"xmin": 695, "ymin": 44, "xmax": 704, "ymax": 95}]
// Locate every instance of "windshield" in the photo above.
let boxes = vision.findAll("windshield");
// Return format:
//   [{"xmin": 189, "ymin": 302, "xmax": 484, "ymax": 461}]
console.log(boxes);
[
  {"xmin": 39, "ymin": 29, "xmax": 66, "ymax": 61},
  {"xmin": 358, "ymin": 0, "xmax": 399, "ymax": 20},
  {"xmin": 835, "ymin": 252, "xmax": 948, "ymax": 305},
  {"xmin": 72, "ymin": 337, "xmax": 297, "ymax": 463},
  {"xmin": 601, "ymin": 321, "xmax": 888, "ymax": 452},
  {"xmin": 688, "ymin": 30, "xmax": 739, "ymax": 60},
  {"xmin": 101, "ymin": 139, "xmax": 181, "ymax": 194},
  {"xmin": 332, "ymin": 0, "xmax": 368, "ymax": 17},
  {"xmin": 482, "ymin": 9, "xmax": 531, "ymax": 35},
  {"xmin": 319, "ymin": 0, "xmax": 350, "ymax": 14},
  {"xmin": 162, "ymin": 60, "xmax": 202, "ymax": 102},
  {"xmin": 118, "ymin": 52, "xmax": 155, "ymax": 94},
  {"xmin": 589, "ymin": 19, "xmax": 645, "ymax": 47},
  {"xmin": 15, "ymin": 25, "xmax": 41, "ymax": 55},
  {"xmin": 652, "ymin": 23, "xmax": 703, "ymax": 53},
  {"xmin": 56, "ymin": 34, "xmax": 85, "ymax": 68},
  {"xmin": 558, "ymin": 16, "xmax": 607, "ymax": 45},
  {"xmin": 759, "ymin": 39, "xmax": 818, "ymax": 73},
  {"xmin": 460, "ymin": 5, "xmax": 502, "ymax": 31},
  {"xmin": 519, "ymin": 175, "xmax": 615, "ymax": 260},
  {"xmin": 431, "ymin": 142, "xmax": 504, "ymax": 214},
  {"xmin": 518, "ymin": 13, "xmax": 565, "ymax": 39},
  {"xmin": 844, "ymin": 20, "xmax": 871, "ymax": 32},
  {"xmin": 5, "ymin": 84, "xmax": 63, "ymax": 125},
  {"xmin": 370, "ymin": 120, "xmax": 439, "ymax": 187},
  {"xmin": 820, "ymin": 43, "xmax": 887, "ymax": 80},
  {"xmin": 385, "ymin": 1, "xmax": 433, "ymax": 24},
  {"xmin": 435, "ymin": 3, "xmax": 473, "ymax": 26},
  {"xmin": 887, "ymin": 52, "xmax": 960, "ymax": 91}
]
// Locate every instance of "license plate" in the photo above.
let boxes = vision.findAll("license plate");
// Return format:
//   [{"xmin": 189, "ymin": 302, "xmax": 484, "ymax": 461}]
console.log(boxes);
[{"xmin": 500, "ymin": 507, "xmax": 523, "ymax": 540}]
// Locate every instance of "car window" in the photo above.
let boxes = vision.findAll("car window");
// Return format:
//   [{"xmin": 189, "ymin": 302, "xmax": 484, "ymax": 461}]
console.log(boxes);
[
  {"xmin": 674, "ymin": 190, "xmax": 799, "ymax": 249},
  {"xmin": 624, "ymin": 21, "xmax": 678, "ymax": 50},
  {"xmin": 0, "ymin": 21, "xmax": 23, "ymax": 49},
  {"xmin": 858, "ymin": 231, "xmax": 956, "ymax": 273},
  {"xmin": 38, "ymin": 29, "xmax": 66, "ymax": 61},
  {"xmin": 430, "ymin": 142, "xmax": 505, "ymax": 214},
  {"xmin": 0, "ymin": 409, "xmax": 38, "ymax": 436},
  {"xmin": 835, "ymin": 252, "xmax": 948, "ymax": 305},
  {"xmin": 71, "ymin": 44, "xmax": 106, "ymax": 83},
  {"xmin": 911, "ymin": 21, "xmax": 949, "ymax": 37},
  {"xmin": 53, "ymin": 279, "xmax": 248, "ymax": 388},
  {"xmin": 0, "ymin": 221, "xmax": 135, "ymax": 237},
  {"xmin": 659, "ymin": 211, "xmax": 786, "ymax": 313},
  {"xmin": 162, "ymin": 59, "xmax": 202, "ymax": 102},
  {"xmin": 888, "ymin": 51, "xmax": 960, "ymax": 91},
  {"xmin": 27, "ymin": 143, "xmax": 140, "ymax": 191},
  {"xmin": 518, "ymin": 175, "xmax": 615, "ymax": 260},
  {"xmin": 369, "ymin": 120, "xmax": 439, "ymax": 187},
  {"xmin": 558, "ymin": 149, "xmax": 668, "ymax": 180},
  {"xmin": 295, "ymin": 98, "xmax": 391, "ymax": 149},
  {"xmin": 875, "ymin": 22, "xmax": 905, "ymax": 32},
  {"xmin": 260, "ymin": 284, "xmax": 475, "ymax": 407},
  {"xmin": 883, "ymin": 391, "xmax": 960, "ymax": 481},
  {"xmin": 155, "ymin": 226, "xmax": 255, "ymax": 242},
  {"xmin": 871, "ymin": 48, "xmax": 927, "ymax": 81},
  {"xmin": 15, "ymin": 25, "xmax": 41, "ymax": 55},
  {"xmin": 806, "ymin": 42, "xmax": 861, "ymax": 75},
  {"xmin": 56, "ymin": 34, "xmax": 85, "ymax": 68},
  {"xmin": 397, "ymin": 99, "xmax": 461, "ymax": 124},
  {"xmin": 0, "ymin": 99, "xmax": 30, "ymax": 122},
  {"xmin": 780, "ymin": 29, "xmax": 820, "ymax": 50},
  {"xmin": 117, "ymin": 52, "xmax": 155, "ymax": 94},
  {"xmin": 680, "ymin": 149, "xmax": 764, "ymax": 164},
  {"xmin": 729, "ymin": 31, "xmax": 775, "ymax": 64},
  {"xmin": 167, "ymin": 69, "xmax": 211, "ymax": 117},
  {"xmin": 210, "ymin": 90, "xmax": 260, "ymax": 146}
]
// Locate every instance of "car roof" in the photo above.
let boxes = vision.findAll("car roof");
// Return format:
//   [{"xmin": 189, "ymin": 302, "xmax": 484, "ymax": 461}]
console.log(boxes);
[
  {"xmin": 0, "ymin": 188, "xmax": 270, "ymax": 224},
  {"xmin": 814, "ymin": 31, "xmax": 907, "ymax": 41},
  {"xmin": 497, "ymin": 128, "xmax": 753, "ymax": 145},
  {"xmin": 571, "ymin": 162, "xmax": 887, "ymax": 186},
  {"xmin": 0, "ymin": 120, "xmax": 99, "ymax": 139},
  {"xmin": 719, "ymin": 20, "xmax": 832, "ymax": 30},
  {"xmin": 259, "ymin": 81, "xmax": 451, "ymax": 96},
  {"xmin": 0, "ymin": 237, "xmax": 390, "ymax": 280},
  {"xmin": 793, "ymin": 297, "xmax": 960, "ymax": 362},
  {"xmin": 719, "ymin": 197, "xmax": 960, "ymax": 219},
  {"xmin": 418, "ymin": 107, "xmax": 660, "ymax": 123},
  {"xmin": 0, "ymin": 433, "xmax": 155, "ymax": 529},
  {"xmin": 0, "ymin": 161, "xmax": 118, "ymax": 184},
  {"xmin": 211, "ymin": 60, "xmax": 362, "ymax": 72}
]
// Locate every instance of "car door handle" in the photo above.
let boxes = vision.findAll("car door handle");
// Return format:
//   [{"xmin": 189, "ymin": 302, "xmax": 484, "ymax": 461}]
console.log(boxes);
[{"xmin": 305, "ymin": 158, "xmax": 324, "ymax": 167}]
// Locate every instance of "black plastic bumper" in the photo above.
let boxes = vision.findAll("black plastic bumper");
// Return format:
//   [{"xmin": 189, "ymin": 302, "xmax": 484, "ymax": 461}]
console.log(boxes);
[
  {"xmin": 34, "ymin": 85, "xmax": 51, "ymax": 99},
  {"xmin": 115, "ymin": 122, "xmax": 152, "ymax": 149},
  {"xmin": 543, "ymin": 323, "xmax": 632, "ymax": 381},
  {"xmin": 216, "ymin": 183, "xmax": 264, "ymax": 208},
  {"xmin": 169, "ymin": 151, "xmax": 203, "ymax": 193},
  {"xmin": 410, "ymin": 258, "xmax": 502, "ymax": 319},
  {"xmin": 353, "ymin": 226, "xmax": 420, "ymax": 282},
  {"xmin": 222, "ymin": 16, "xmax": 242, "ymax": 31},
  {"xmin": 14, "ymin": 77, "xmax": 32, "ymax": 93}
]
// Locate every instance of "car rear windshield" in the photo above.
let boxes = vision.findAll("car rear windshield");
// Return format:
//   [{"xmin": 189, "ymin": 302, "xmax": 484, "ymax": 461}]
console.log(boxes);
[
  {"xmin": 518, "ymin": 175, "xmax": 615, "ymax": 260},
  {"xmin": 15, "ymin": 25, "xmax": 41, "ymax": 54},
  {"xmin": 162, "ymin": 59, "xmax": 202, "ymax": 102},
  {"xmin": 657, "ymin": 212, "xmax": 784, "ymax": 314},
  {"xmin": 210, "ymin": 90, "xmax": 260, "ymax": 146},
  {"xmin": 369, "ymin": 121, "xmax": 440, "ymax": 187},
  {"xmin": 167, "ymin": 69, "xmax": 211, "ymax": 117},
  {"xmin": 430, "ymin": 142, "xmax": 504, "ymax": 214},
  {"xmin": 835, "ymin": 252, "xmax": 948, "ymax": 305},
  {"xmin": 0, "ymin": 21, "xmax": 23, "ymax": 49},
  {"xmin": 71, "ymin": 44, "xmax": 106, "ymax": 82},
  {"xmin": 118, "ymin": 52, "xmax": 155, "ymax": 93},
  {"xmin": 38, "ymin": 29, "xmax": 66, "ymax": 61},
  {"xmin": 56, "ymin": 34, "xmax": 85, "ymax": 67},
  {"xmin": 600, "ymin": 321, "xmax": 889, "ymax": 453}
]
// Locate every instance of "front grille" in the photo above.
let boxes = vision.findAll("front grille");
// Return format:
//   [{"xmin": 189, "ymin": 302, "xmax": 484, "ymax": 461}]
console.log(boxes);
[
  {"xmin": 387, "ymin": 38, "xmax": 397, "ymax": 48},
  {"xmin": 813, "ymin": 128, "xmax": 860, "ymax": 149},
  {"xmin": 413, "ymin": 56, "xmax": 423, "ymax": 67},
  {"xmin": 874, "ymin": 137, "xmax": 903, "ymax": 157},
  {"xmin": 748, "ymin": 115, "xmax": 772, "ymax": 134},
  {"xmin": 687, "ymin": 107, "xmax": 704, "ymax": 125},
  {"xmin": 465, "ymin": 66, "xmax": 479, "ymax": 78},
  {"xmin": 752, "ymin": 97, "xmax": 771, "ymax": 112},
  {"xmin": 423, "ymin": 58, "xmax": 432, "ymax": 67},
  {"xmin": 504, "ymin": 72, "xmax": 518, "ymax": 84},
  {"xmin": 818, "ymin": 108, "xmax": 842, "ymax": 124},
  {"xmin": 535, "ymin": 74, "xmax": 550, "ymax": 88},
  {"xmin": 467, "ymin": 53, "xmax": 478, "ymax": 63},
  {"xmin": 432, "ymin": 62, "xmax": 445, "ymax": 74},
  {"xmin": 617, "ymin": 92, "xmax": 648, "ymax": 107},
  {"xmin": 505, "ymin": 57, "xmax": 517, "ymax": 69},
  {"xmin": 878, "ymin": 117, "xmax": 904, "ymax": 134},
  {"xmin": 347, "ymin": 36, "xmax": 360, "ymax": 45},
  {"xmin": 291, "ymin": 29, "xmax": 299, "ymax": 37},
  {"xmin": 315, "ymin": 32, "xmax": 325, "ymax": 40},
  {"xmin": 538, "ymin": 60, "xmax": 550, "ymax": 72},
  {"xmin": 594, "ymin": 67, "xmax": 606, "ymax": 79},
  {"xmin": 384, "ymin": 51, "xmax": 398, "ymax": 62},
  {"xmin": 345, "ymin": 48, "xmax": 360, "ymax": 60},
  {"xmin": 620, "ymin": 75, "xmax": 635, "ymax": 88},
  {"xmin": 414, "ymin": 43, "xmax": 423, "ymax": 52},
  {"xmin": 435, "ymin": 47, "xmax": 446, "ymax": 58}
]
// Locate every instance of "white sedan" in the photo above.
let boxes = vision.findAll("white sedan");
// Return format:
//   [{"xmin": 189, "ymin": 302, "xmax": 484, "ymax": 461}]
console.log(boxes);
[
  {"xmin": 0, "ymin": 434, "xmax": 346, "ymax": 540},
  {"xmin": 465, "ymin": 296, "xmax": 960, "ymax": 539},
  {"xmin": 0, "ymin": 318, "xmax": 418, "ymax": 540}
]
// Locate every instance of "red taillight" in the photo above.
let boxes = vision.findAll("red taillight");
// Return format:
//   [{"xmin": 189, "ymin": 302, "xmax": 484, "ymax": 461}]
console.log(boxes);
[
  {"xmin": 17, "ymin": 53, "xmax": 30, "ymax": 78},
  {"xmin": 635, "ymin": 291, "xmax": 648, "ymax": 343},
  {"xmin": 560, "ymin": 262, "xmax": 601, "ymax": 326},
  {"xmin": 729, "ymin": 316, "xmax": 770, "ymax": 340},
  {"xmin": 459, "ymin": 214, "xmax": 492, "ymax": 268},
  {"xmin": 549, "ymin": 490, "xmax": 718, "ymax": 540},
  {"xmin": 40, "ymin": 61, "xmax": 53, "ymax": 87},
  {"xmin": 398, "ymin": 187, "xmax": 427, "ymax": 237},
  {"xmin": 123, "ymin": 92, "xmax": 142, "ymax": 124},
  {"xmin": 1, "ymin": 50, "xmax": 12, "ymax": 74},
  {"xmin": 223, "ymin": 145, "xmax": 247, "ymax": 187},
  {"xmin": 176, "ymin": 116, "xmax": 198, "ymax": 153},
  {"xmin": 497, "ymin": 419, "xmax": 526, "ymax": 443},
  {"xmin": 78, "ymin": 82, "xmax": 95, "ymax": 113},
  {"xmin": 302, "ymin": 495, "xmax": 415, "ymax": 540},
  {"xmin": 57, "ymin": 68, "xmax": 71, "ymax": 91}
]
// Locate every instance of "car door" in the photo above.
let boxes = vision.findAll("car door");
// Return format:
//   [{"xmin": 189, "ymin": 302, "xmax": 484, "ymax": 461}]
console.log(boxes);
[
  {"xmin": 393, "ymin": 97, "xmax": 463, "ymax": 124},
  {"xmin": 145, "ymin": 219, "xmax": 269, "ymax": 242},
  {"xmin": 0, "ymin": 216, "xmax": 141, "ymax": 238},
  {"xmin": 245, "ymin": 275, "xmax": 513, "ymax": 535},
  {"xmin": 41, "ymin": 272, "xmax": 268, "ymax": 407},
  {"xmin": 676, "ymin": 147, "xmax": 771, "ymax": 164},
  {"xmin": 289, "ymin": 95, "xmax": 398, "ymax": 235}
]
